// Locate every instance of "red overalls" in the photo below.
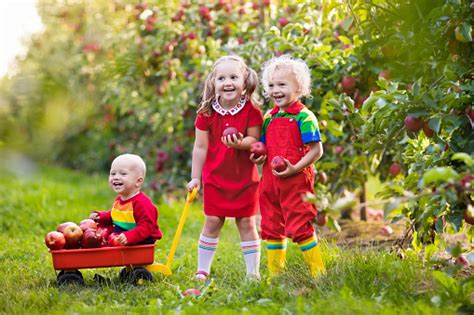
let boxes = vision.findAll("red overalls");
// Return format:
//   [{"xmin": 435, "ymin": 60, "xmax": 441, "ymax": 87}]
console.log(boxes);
[{"xmin": 259, "ymin": 107, "xmax": 317, "ymax": 243}]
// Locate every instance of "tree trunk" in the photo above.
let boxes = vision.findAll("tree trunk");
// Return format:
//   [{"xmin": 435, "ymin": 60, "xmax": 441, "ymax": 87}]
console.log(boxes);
[{"xmin": 360, "ymin": 181, "xmax": 367, "ymax": 221}]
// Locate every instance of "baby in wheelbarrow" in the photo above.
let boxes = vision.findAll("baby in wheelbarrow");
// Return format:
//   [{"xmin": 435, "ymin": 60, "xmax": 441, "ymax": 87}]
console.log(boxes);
[{"xmin": 89, "ymin": 153, "xmax": 162, "ymax": 246}]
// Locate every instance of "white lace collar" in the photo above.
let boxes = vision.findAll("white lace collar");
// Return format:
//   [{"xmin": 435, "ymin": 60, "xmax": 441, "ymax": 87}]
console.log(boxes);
[{"xmin": 212, "ymin": 97, "xmax": 246, "ymax": 116}]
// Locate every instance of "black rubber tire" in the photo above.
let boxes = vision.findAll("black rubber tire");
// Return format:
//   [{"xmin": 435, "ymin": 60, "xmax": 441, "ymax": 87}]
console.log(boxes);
[
  {"xmin": 119, "ymin": 267, "xmax": 132, "ymax": 283},
  {"xmin": 57, "ymin": 270, "xmax": 84, "ymax": 287},
  {"xmin": 129, "ymin": 267, "xmax": 153, "ymax": 285}
]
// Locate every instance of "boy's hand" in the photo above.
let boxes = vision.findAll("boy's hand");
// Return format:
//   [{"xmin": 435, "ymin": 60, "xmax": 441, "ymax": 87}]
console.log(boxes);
[
  {"xmin": 272, "ymin": 158, "xmax": 298, "ymax": 178},
  {"xmin": 186, "ymin": 178, "xmax": 201, "ymax": 192},
  {"xmin": 89, "ymin": 212, "xmax": 100, "ymax": 221},
  {"xmin": 249, "ymin": 153, "xmax": 267, "ymax": 165},
  {"xmin": 116, "ymin": 233, "xmax": 128, "ymax": 245},
  {"xmin": 221, "ymin": 132, "xmax": 243, "ymax": 148}
]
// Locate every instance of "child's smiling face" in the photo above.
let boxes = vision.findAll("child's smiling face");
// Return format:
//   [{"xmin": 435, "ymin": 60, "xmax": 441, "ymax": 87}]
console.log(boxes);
[
  {"xmin": 108, "ymin": 156, "xmax": 143, "ymax": 198},
  {"xmin": 214, "ymin": 60, "xmax": 245, "ymax": 108},
  {"xmin": 267, "ymin": 67, "xmax": 300, "ymax": 111}
]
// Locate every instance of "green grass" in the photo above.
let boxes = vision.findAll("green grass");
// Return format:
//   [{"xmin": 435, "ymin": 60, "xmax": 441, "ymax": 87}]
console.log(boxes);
[{"xmin": 0, "ymin": 166, "xmax": 460, "ymax": 314}]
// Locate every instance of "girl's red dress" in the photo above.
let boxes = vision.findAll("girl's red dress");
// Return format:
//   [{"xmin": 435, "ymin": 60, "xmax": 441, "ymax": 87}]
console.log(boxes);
[{"xmin": 195, "ymin": 100, "xmax": 263, "ymax": 217}]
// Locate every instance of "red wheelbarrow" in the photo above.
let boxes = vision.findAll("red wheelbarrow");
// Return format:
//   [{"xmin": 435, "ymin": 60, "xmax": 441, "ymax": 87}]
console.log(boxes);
[{"xmin": 49, "ymin": 188, "xmax": 198, "ymax": 286}]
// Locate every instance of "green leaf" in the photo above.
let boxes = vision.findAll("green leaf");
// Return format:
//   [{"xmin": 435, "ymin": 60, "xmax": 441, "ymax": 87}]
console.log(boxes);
[
  {"xmin": 327, "ymin": 216, "xmax": 341, "ymax": 232},
  {"xmin": 432, "ymin": 270, "xmax": 458, "ymax": 290},
  {"xmin": 451, "ymin": 153, "xmax": 474, "ymax": 167},
  {"xmin": 422, "ymin": 167, "xmax": 459, "ymax": 185}
]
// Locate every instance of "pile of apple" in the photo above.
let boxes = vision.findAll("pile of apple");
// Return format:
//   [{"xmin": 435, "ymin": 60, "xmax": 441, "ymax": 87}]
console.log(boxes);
[{"xmin": 44, "ymin": 219, "xmax": 122, "ymax": 250}]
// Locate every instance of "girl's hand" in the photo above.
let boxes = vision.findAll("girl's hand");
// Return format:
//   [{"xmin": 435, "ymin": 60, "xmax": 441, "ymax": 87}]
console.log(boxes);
[
  {"xmin": 249, "ymin": 153, "xmax": 267, "ymax": 165},
  {"xmin": 272, "ymin": 158, "xmax": 298, "ymax": 178},
  {"xmin": 221, "ymin": 132, "xmax": 244, "ymax": 148},
  {"xmin": 186, "ymin": 178, "xmax": 201, "ymax": 192}
]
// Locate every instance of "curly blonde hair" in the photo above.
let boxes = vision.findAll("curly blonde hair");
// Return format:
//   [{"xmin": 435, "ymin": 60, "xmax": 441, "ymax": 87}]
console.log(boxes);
[
  {"xmin": 261, "ymin": 55, "xmax": 312, "ymax": 99},
  {"xmin": 197, "ymin": 55, "xmax": 259, "ymax": 116}
]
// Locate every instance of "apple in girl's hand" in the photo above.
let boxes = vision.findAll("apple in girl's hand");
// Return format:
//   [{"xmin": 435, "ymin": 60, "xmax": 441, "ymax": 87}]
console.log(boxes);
[
  {"xmin": 250, "ymin": 142, "xmax": 267, "ymax": 158},
  {"xmin": 44, "ymin": 231, "xmax": 66, "ymax": 250},
  {"xmin": 80, "ymin": 229, "xmax": 103, "ymax": 248},
  {"xmin": 79, "ymin": 219, "xmax": 97, "ymax": 231},
  {"xmin": 107, "ymin": 233, "xmax": 122, "ymax": 247},
  {"xmin": 271, "ymin": 156, "xmax": 287, "ymax": 172},
  {"xmin": 63, "ymin": 223, "xmax": 83, "ymax": 247},
  {"xmin": 56, "ymin": 221, "xmax": 76, "ymax": 233},
  {"xmin": 222, "ymin": 127, "xmax": 238, "ymax": 137}
]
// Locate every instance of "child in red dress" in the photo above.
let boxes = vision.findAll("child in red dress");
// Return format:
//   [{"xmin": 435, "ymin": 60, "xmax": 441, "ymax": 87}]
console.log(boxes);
[
  {"xmin": 186, "ymin": 55, "xmax": 263, "ymax": 281},
  {"xmin": 251, "ymin": 55, "xmax": 325, "ymax": 278}
]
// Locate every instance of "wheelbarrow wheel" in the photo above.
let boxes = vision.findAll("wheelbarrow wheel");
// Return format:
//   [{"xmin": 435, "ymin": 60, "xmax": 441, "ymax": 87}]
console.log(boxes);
[
  {"xmin": 119, "ymin": 267, "xmax": 132, "ymax": 283},
  {"xmin": 57, "ymin": 270, "xmax": 84, "ymax": 287},
  {"xmin": 129, "ymin": 267, "xmax": 153, "ymax": 285}
]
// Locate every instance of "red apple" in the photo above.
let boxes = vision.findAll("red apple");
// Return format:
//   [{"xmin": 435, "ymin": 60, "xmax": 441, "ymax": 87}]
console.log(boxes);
[
  {"xmin": 316, "ymin": 212, "xmax": 327, "ymax": 226},
  {"xmin": 464, "ymin": 207, "xmax": 474, "ymax": 225},
  {"xmin": 63, "ymin": 223, "xmax": 83, "ymax": 247},
  {"xmin": 222, "ymin": 127, "xmax": 238, "ymax": 137},
  {"xmin": 183, "ymin": 288, "xmax": 201, "ymax": 296},
  {"xmin": 317, "ymin": 171, "xmax": 328, "ymax": 184},
  {"xmin": 389, "ymin": 163, "xmax": 401, "ymax": 176},
  {"xmin": 79, "ymin": 219, "xmax": 97, "ymax": 231},
  {"xmin": 404, "ymin": 116, "xmax": 423, "ymax": 132},
  {"xmin": 335, "ymin": 145, "xmax": 344, "ymax": 155},
  {"xmin": 380, "ymin": 226, "xmax": 393, "ymax": 236},
  {"xmin": 271, "ymin": 156, "xmax": 287, "ymax": 172},
  {"xmin": 341, "ymin": 76, "xmax": 356, "ymax": 94},
  {"xmin": 455, "ymin": 255, "xmax": 470, "ymax": 267},
  {"xmin": 44, "ymin": 231, "xmax": 66, "ymax": 250},
  {"xmin": 80, "ymin": 229, "xmax": 103, "ymax": 248},
  {"xmin": 278, "ymin": 17, "xmax": 289, "ymax": 27},
  {"xmin": 250, "ymin": 142, "xmax": 267, "ymax": 158},
  {"xmin": 107, "ymin": 233, "xmax": 122, "ymax": 247},
  {"xmin": 422, "ymin": 122, "xmax": 434, "ymax": 137},
  {"xmin": 56, "ymin": 221, "xmax": 76, "ymax": 233}
]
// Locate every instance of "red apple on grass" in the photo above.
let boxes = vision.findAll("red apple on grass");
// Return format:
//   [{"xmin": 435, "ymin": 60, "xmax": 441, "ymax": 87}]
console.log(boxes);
[
  {"xmin": 455, "ymin": 255, "xmax": 470, "ymax": 267},
  {"xmin": 44, "ymin": 231, "xmax": 66, "ymax": 250},
  {"xmin": 79, "ymin": 219, "xmax": 97, "ymax": 231},
  {"xmin": 404, "ymin": 116, "xmax": 423, "ymax": 132},
  {"xmin": 183, "ymin": 288, "xmax": 201, "ymax": 297},
  {"xmin": 80, "ymin": 229, "xmax": 103, "ymax": 248},
  {"xmin": 57, "ymin": 221, "xmax": 76, "ymax": 233},
  {"xmin": 63, "ymin": 223, "xmax": 83, "ymax": 248},
  {"xmin": 278, "ymin": 17, "xmax": 289, "ymax": 27},
  {"xmin": 222, "ymin": 127, "xmax": 239, "ymax": 138},
  {"xmin": 380, "ymin": 226, "xmax": 393, "ymax": 236},
  {"xmin": 271, "ymin": 156, "xmax": 287, "ymax": 172},
  {"xmin": 250, "ymin": 142, "xmax": 267, "ymax": 158}
]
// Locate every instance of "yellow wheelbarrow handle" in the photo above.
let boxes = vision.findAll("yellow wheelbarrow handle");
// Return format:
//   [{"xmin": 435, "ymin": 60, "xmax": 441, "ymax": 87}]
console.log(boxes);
[{"xmin": 146, "ymin": 188, "xmax": 198, "ymax": 275}]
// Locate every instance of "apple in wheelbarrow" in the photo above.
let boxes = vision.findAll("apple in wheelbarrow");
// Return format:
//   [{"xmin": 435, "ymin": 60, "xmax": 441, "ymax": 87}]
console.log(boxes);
[
  {"xmin": 80, "ymin": 229, "xmax": 103, "ymax": 248},
  {"xmin": 45, "ymin": 231, "xmax": 66, "ymax": 250},
  {"xmin": 107, "ymin": 232, "xmax": 122, "ymax": 247},
  {"xmin": 56, "ymin": 221, "xmax": 76, "ymax": 233},
  {"xmin": 63, "ymin": 223, "xmax": 83, "ymax": 248}
]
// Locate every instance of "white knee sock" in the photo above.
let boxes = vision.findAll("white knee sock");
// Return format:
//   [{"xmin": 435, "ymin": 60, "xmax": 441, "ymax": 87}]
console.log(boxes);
[
  {"xmin": 241, "ymin": 239, "xmax": 261, "ymax": 278},
  {"xmin": 197, "ymin": 234, "xmax": 219, "ymax": 276}
]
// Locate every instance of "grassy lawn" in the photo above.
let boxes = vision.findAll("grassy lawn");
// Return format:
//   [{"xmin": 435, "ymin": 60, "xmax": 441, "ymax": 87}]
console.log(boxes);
[{"xmin": 0, "ymin": 166, "xmax": 461, "ymax": 314}]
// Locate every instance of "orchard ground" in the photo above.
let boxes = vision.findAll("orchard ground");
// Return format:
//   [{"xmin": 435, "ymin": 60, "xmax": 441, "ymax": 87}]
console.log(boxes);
[{"xmin": 1, "ymin": 165, "xmax": 472, "ymax": 314}]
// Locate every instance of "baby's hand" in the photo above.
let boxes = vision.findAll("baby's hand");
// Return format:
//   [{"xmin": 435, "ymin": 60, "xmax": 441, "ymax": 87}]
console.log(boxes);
[
  {"xmin": 116, "ymin": 233, "xmax": 128, "ymax": 245},
  {"xmin": 186, "ymin": 178, "xmax": 201, "ymax": 192},
  {"xmin": 249, "ymin": 153, "xmax": 267, "ymax": 165},
  {"xmin": 272, "ymin": 158, "xmax": 298, "ymax": 178},
  {"xmin": 221, "ymin": 132, "xmax": 244, "ymax": 148},
  {"xmin": 89, "ymin": 212, "xmax": 100, "ymax": 221}
]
